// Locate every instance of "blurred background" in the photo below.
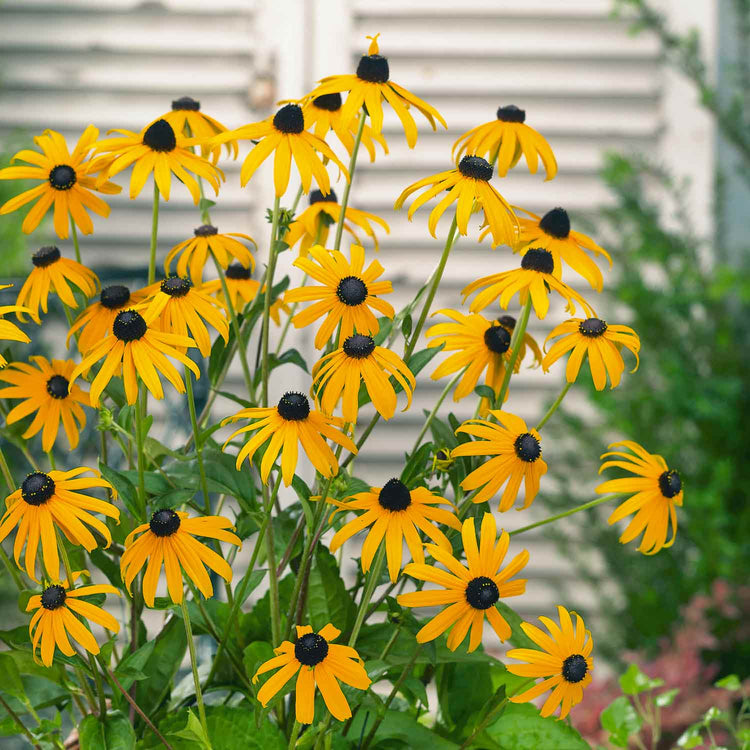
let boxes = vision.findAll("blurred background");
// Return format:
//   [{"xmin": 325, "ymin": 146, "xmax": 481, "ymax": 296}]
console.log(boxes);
[{"xmin": 0, "ymin": 0, "xmax": 748, "ymax": 746}]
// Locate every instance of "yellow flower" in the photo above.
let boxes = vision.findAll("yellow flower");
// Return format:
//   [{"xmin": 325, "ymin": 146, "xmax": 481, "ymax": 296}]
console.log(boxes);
[
  {"xmin": 285, "ymin": 244, "xmax": 394, "ymax": 349},
  {"xmin": 120, "ymin": 510, "xmax": 240, "ymax": 608},
  {"xmin": 0, "ymin": 357, "xmax": 90, "ymax": 452},
  {"xmin": 327, "ymin": 479, "xmax": 461, "ymax": 582},
  {"xmin": 0, "ymin": 468, "xmax": 119, "ymax": 581},
  {"xmin": 201, "ymin": 266, "xmax": 289, "ymax": 324},
  {"xmin": 312, "ymin": 334, "xmax": 414, "ymax": 423},
  {"xmin": 543, "ymin": 318, "xmax": 640, "ymax": 390},
  {"xmin": 452, "ymin": 411, "xmax": 547, "ymax": 511},
  {"xmin": 309, "ymin": 34, "xmax": 447, "ymax": 148},
  {"xmin": 453, "ymin": 105, "xmax": 557, "ymax": 180},
  {"xmin": 398, "ymin": 513, "xmax": 528, "ymax": 652},
  {"xmin": 497, "ymin": 313, "xmax": 543, "ymax": 366},
  {"xmin": 507, "ymin": 606, "xmax": 594, "ymax": 720},
  {"xmin": 0, "ymin": 126, "xmax": 121, "ymax": 238},
  {"xmin": 222, "ymin": 392, "xmax": 357, "ymax": 486},
  {"xmin": 394, "ymin": 156, "xmax": 518, "ymax": 248},
  {"xmin": 597, "ymin": 440, "xmax": 683, "ymax": 555},
  {"xmin": 253, "ymin": 623, "xmax": 371, "ymax": 724},
  {"xmin": 0, "ymin": 284, "xmax": 35, "ymax": 366}
]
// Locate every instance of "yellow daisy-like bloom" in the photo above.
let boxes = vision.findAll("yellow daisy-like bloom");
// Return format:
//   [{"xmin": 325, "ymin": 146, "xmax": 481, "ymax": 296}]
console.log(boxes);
[
  {"xmin": 426, "ymin": 309, "xmax": 542, "ymax": 411},
  {"xmin": 0, "ymin": 284, "xmax": 35, "ymax": 366},
  {"xmin": 0, "ymin": 468, "xmax": 119, "ymax": 581},
  {"xmin": 327, "ymin": 478, "xmax": 461, "ymax": 582},
  {"xmin": 395, "ymin": 155, "xmax": 519, "ymax": 248},
  {"xmin": 286, "ymin": 244, "xmax": 394, "ymax": 350},
  {"xmin": 0, "ymin": 126, "xmax": 121, "ymax": 238},
  {"xmin": 222, "ymin": 392, "xmax": 357, "ymax": 486},
  {"xmin": 597, "ymin": 441, "xmax": 683, "ymax": 555},
  {"xmin": 0, "ymin": 357, "xmax": 89, "ymax": 452},
  {"xmin": 285, "ymin": 189, "xmax": 390, "ymax": 256},
  {"xmin": 253, "ymin": 623, "xmax": 371, "ymax": 724},
  {"xmin": 543, "ymin": 318, "xmax": 640, "ymax": 390},
  {"xmin": 398, "ymin": 513, "xmax": 528, "ymax": 652},
  {"xmin": 15, "ymin": 246, "xmax": 99, "ymax": 323},
  {"xmin": 312, "ymin": 334, "xmax": 415, "ymax": 423},
  {"xmin": 453, "ymin": 411, "xmax": 547, "ymax": 511},
  {"xmin": 94, "ymin": 119, "xmax": 223, "ymax": 203},
  {"xmin": 164, "ymin": 224, "xmax": 256, "ymax": 285},
  {"xmin": 141, "ymin": 276, "xmax": 229, "ymax": 357},
  {"xmin": 69, "ymin": 308, "xmax": 199, "ymax": 406},
  {"xmin": 213, "ymin": 103, "xmax": 348, "ymax": 196},
  {"xmin": 309, "ymin": 34, "xmax": 447, "ymax": 148},
  {"xmin": 66, "ymin": 284, "xmax": 145, "ymax": 355},
  {"xmin": 453, "ymin": 105, "xmax": 557, "ymax": 180},
  {"xmin": 497, "ymin": 313, "xmax": 543, "ymax": 366},
  {"xmin": 120, "ymin": 509, "xmax": 241, "ymax": 608},
  {"xmin": 26, "ymin": 579, "xmax": 120, "ymax": 667},
  {"xmin": 507, "ymin": 606, "xmax": 594, "ymax": 720},
  {"xmin": 462, "ymin": 248, "xmax": 596, "ymax": 320}
]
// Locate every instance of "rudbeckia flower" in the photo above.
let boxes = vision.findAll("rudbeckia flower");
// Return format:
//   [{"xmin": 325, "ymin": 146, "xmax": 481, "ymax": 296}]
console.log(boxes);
[
  {"xmin": 164, "ymin": 224, "xmax": 256, "ymax": 285},
  {"xmin": 309, "ymin": 34, "xmax": 447, "ymax": 148},
  {"xmin": 15, "ymin": 246, "xmax": 99, "ymax": 322},
  {"xmin": 497, "ymin": 313, "xmax": 543, "ymax": 365},
  {"xmin": 120, "ymin": 509, "xmax": 241, "ymax": 608},
  {"xmin": 507, "ymin": 606, "xmax": 594, "ymax": 719},
  {"xmin": 426, "ymin": 309, "xmax": 542, "ymax": 412},
  {"xmin": 285, "ymin": 244, "xmax": 394, "ymax": 349},
  {"xmin": 0, "ymin": 468, "xmax": 119, "ymax": 581},
  {"xmin": 26, "ymin": 579, "xmax": 121, "ymax": 667},
  {"xmin": 202, "ymin": 265, "xmax": 289, "ymax": 324},
  {"xmin": 94, "ymin": 119, "xmax": 223, "ymax": 202},
  {"xmin": 327, "ymin": 478, "xmax": 461, "ymax": 582},
  {"xmin": 453, "ymin": 105, "xmax": 557, "ymax": 180},
  {"xmin": 69, "ymin": 308, "xmax": 199, "ymax": 406},
  {"xmin": 452, "ymin": 411, "xmax": 547, "ymax": 511},
  {"xmin": 253, "ymin": 623, "xmax": 371, "ymax": 724},
  {"xmin": 222, "ymin": 392, "xmax": 357, "ymax": 486},
  {"xmin": 0, "ymin": 126, "xmax": 121, "ymax": 238},
  {"xmin": 0, "ymin": 357, "xmax": 90, "ymax": 452},
  {"xmin": 0, "ymin": 285, "xmax": 35, "ymax": 366},
  {"xmin": 398, "ymin": 513, "xmax": 528, "ymax": 652},
  {"xmin": 141, "ymin": 276, "xmax": 229, "ymax": 357},
  {"xmin": 285, "ymin": 189, "xmax": 389, "ymax": 255},
  {"xmin": 213, "ymin": 103, "xmax": 348, "ymax": 196},
  {"xmin": 312, "ymin": 334, "xmax": 415, "ymax": 423},
  {"xmin": 462, "ymin": 249, "xmax": 596, "ymax": 320},
  {"xmin": 596, "ymin": 441, "xmax": 683, "ymax": 555},
  {"xmin": 543, "ymin": 318, "xmax": 640, "ymax": 390},
  {"xmin": 395, "ymin": 156, "xmax": 519, "ymax": 248}
]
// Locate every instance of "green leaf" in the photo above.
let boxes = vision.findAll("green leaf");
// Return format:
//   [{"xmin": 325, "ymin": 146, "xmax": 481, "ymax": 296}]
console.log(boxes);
[
  {"xmin": 115, "ymin": 640, "xmax": 156, "ymax": 689},
  {"xmin": 401, "ymin": 314, "xmax": 413, "ymax": 339},
  {"xmin": 486, "ymin": 702, "xmax": 590, "ymax": 750},
  {"xmin": 243, "ymin": 641, "xmax": 275, "ymax": 686},
  {"xmin": 199, "ymin": 198, "xmax": 216, "ymax": 213},
  {"xmin": 437, "ymin": 660, "xmax": 493, "ymax": 730},
  {"xmin": 79, "ymin": 711, "xmax": 136, "ymax": 750},
  {"xmin": 152, "ymin": 488, "xmax": 196, "ymax": 508},
  {"xmin": 99, "ymin": 462, "xmax": 140, "ymax": 519},
  {"xmin": 405, "ymin": 344, "xmax": 444, "ymax": 381},
  {"xmin": 307, "ymin": 547, "xmax": 357, "ymax": 632},
  {"xmin": 676, "ymin": 724, "xmax": 704, "ymax": 748},
  {"xmin": 618, "ymin": 663, "xmax": 664, "ymax": 695},
  {"xmin": 600, "ymin": 696, "xmax": 642, "ymax": 748},
  {"xmin": 714, "ymin": 674, "xmax": 741, "ymax": 691},
  {"xmin": 373, "ymin": 316, "xmax": 394, "ymax": 345},
  {"xmin": 346, "ymin": 708, "xmax": 460, "ymax": 749},
  {"xmin": 495, "ymin": 602, "xmax": 537, "ymax": 650},
  {"xmin": 474, "ymin": 384, "xmax": 496, "ymax": 401},
  {"xmin": 170, "ymin": 709, "xmax": 211, "ymax": 749},
  {"xmin": 0, "ymin": 652, "xmax": 27, "ymax": 702},
  {"xmin": 654, "ymin": 688, "xmax": 679, "ymax": 707},
  {"xmin": 214, "ymin": 390, "xmax": 254, "ymax": 410}
]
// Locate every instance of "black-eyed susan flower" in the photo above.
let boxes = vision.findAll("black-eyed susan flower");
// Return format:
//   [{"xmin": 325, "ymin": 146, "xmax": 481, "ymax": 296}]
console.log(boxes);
[
  {"xmin": 394, "ymin": 156, "xmax": 519, "ymax": 248},
  {"xmin": 66, "ymin": 284, "xmax": 145, "ymax": 355},
  {"xmin": 0, "ymin": 126, "xmax": 121, "ymax": 238},
  {"xmin": 0, "ymin": 285, "xmax": 35, "ymax": 366},
  {"xmin": 15, "ymin": 246, "xmax": 99, "ymax": 322},
  {"xmin": 597, "ymin": 441, "xmax": 683, "ymax": 555},
  {"xmin": 398, "ymin": 513, "xmax": 528, "ymax": 652},
  {"xmin": 286, "ymin": 244, "xmax": 394, "ymax": 349},
  {"xmin": 222, "ymin": 392, "xmax": 357, "ymax": 486},
  {"xmin": 141, "ymin": 276, "xmax": 228, "ymax": 357},
  {"xmin": 309, "ymin": 34, "xmax": 447, "ymax": 148},
  {"xmin": 462, "ymin": 248, "xmax": 596, "ymax": 320},
  {"xmin": 0, "ymin": 357, "xmax": 90, "ymax": 452},
  {"xmin": 312, "ymin": 334, "xmax": 414, "ymax": 423},
  {"xmin": 120, "ymin": 509, "xmax": 240, "ymax": 608},
  {"xmin": 453, "ymin": 105, "xmax": 557, "ymax": 180},
  {"xmin": 285, "ymin": 189, "xmax": 390, "ymax": 256},
  {"xmin": 0, "ymin": 468, "xmax": 119, "ymax": 581},
  {"xmin": 327, "ymin": 478, "xmax": 461, "ymax": 582},
  {"xmin": 94, "ymin": 119, "xmax": 223, "ymax": 203},
  {"xmin": 213, "ymin": 103, "xmax": 347, "ymax": 196},
  {"xmin": 69, "ymin": 308, "xmax": 199, "ymax": 406},
  {"xmin": 497, "ymin": 314, "xmax": 543, "ymax": 367},
  {"xmin": 253, "ymin": 623, "xmax": 371, "ymax": 723},
  {"xmin": 507, "ymin": 606, "xmax": 593, "ymax": 719},
  {"xmin": 543, "ymin": 318, "xmax": 640, "ymax": 390},
  {"xmin": 452, "ymin": 411, "xmax": 547, "ymax": 512},
  {"xmin": 26, "ymin": 579, "xmax": 121, "ymax": 667},
  {"xmin": 164, "ymin": 224, "xmax": 256, "ymax": 285}
]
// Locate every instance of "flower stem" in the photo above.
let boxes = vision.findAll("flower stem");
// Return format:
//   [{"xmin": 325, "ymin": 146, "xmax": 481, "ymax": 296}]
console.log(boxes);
[
  {"xmin": 88, "ymin": 652, "xmax": 108, "ymax": 718},
  {"xmin": 332, "ymin": 113, "xmax": 367, "ymax": 253},
  {"xmin": 288, "ymin": 720, "xmax": 302, "ymax": 750},
  {"xmin": 0, "ymin": 544, "xmax": 23, "ymax": 592},
  {"xmin": 494, "ymin": 296, "xmax": 532, "ymax": 407},
  {"xmin": 409, "ymin": 366, "xmax": 466, "ymax": 455},
  {"xmin": 264, "ymin": 487, "xmax": 281, "ymax": 646},
  {"xmin": 69, "ymin": 214, "xmax": 82, "ymax": 265},
  {"xmin": 149, "ymin": 183, "xmax": 160, "ymax": 285},
  {"xmin": 509, "ymin": 494, "xmax": 620, "ymax": 537},
  {"xmin": 340, "ymin": 413, "xmax": 379, "ymax": 471},
  {"xmin": 55, "ymin": 527, "xmax": 74, "ymax": 589},
  {"xmin": 261, "ymin": 197, "xmax": 281, "ymax": 407},
  {"xmin": 535, "ymin": 381, "xmax": 573, "ymax": 431},
  {"xmin": 348, "ymin": 544, "xmax": 385, "ymax": 648},
  {"xmin": 0, "ymin": 693, "xmax": 42, "ymax": 750},
  {"xmin": 46, "ymin": 450, "xmax": 56, "ymax": 471},
  {"xmin": 180, "ymin": 597, "xmax": 212, "ymax": 747},
  {"xmin": 185, "ymin": 371, "xmax": 210, "ymax": 512},
  {"xmin": 135, "ymin": 381, "xmax": 147, "ymax": 518},
  {"xmin": 0, "ymin": 445, "xmax": 14, "ymax": 491}
]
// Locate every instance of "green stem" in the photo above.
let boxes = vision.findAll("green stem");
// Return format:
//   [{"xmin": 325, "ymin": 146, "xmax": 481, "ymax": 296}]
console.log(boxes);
[
  {"xmin": 494, "ymin": 296, "xmax": 532, "ymax": 407},
  {"xmin": 55, "ymin": 527, "xmax": 74, "ymax": 589},
  {"xmin": 135, "ymin": 382, "xmax": 147, "ymax": 518},
  {"xmin": 409, "ymin": 366, "xmax": 466, "ymax": 455},
  {"xmin": 0, "ymin": 693, "xmax": 41, "ymax": 750},
  {"xmin": 340, "ymin": 413, "xmax": 379, "ymax": 471},
  {"xmin": 0, "ymin": 445, "xmax": 14, "ymax": 491},
  {"xmin": 261, "ymin": 197, "xmax": 281, "ymax": 407},
  {"xmin": 288, "ymin": 719, "xmax": 302, "ymax": 750},
  {"xmin": 180, "ymin": 598, "xmax": 212, "ymax": 747},
  {"xmin": 535, "ymin": 381, "xmax": 573, "ymax": 431},
  {"xmin": 46, "ymin": 450, "xmax": 55, "ymax": 471},
  {"xmin": 264, "ymin": 484, "xmax": 281, "ymax": 646},
  {"xmin": 0, "ymin": 544, "xmax": 23, "ymax": 592},
  {"xmin": 149, "ymin": 183, "xmax": 160, "ymax": 285},
  {"xmin": 509, "ymin": 494, "xmax": 620, "ymax": 537},
  {"xmin": 185, "ymin": 372, "xmax": 210, "ymax": 513},
  {"xmin": 88, "ymin": 652, "xmax": 108, "ymax": 718},
  {"xmin": 348, "ymin": 544, "xmax": 385, "ymax": 648},
  {"xmin": 69, "ymin": 214, "xmax": 82, "ymax": 264},
  {"xmin": 332, "ymin": 113, "xmax": 367, "ymax": 252}
]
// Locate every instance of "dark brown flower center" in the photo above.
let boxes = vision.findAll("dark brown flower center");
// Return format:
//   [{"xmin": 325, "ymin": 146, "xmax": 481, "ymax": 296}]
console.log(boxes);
[
  {"xmin": 310, "ymin": 188, "xmax": 338, "ymax": 205},
  {"xmin": 143, "ymin": 119, "xmax": 177, "ymax": 152},
  {"xmin": 46, "ymin": 375, "xmax": 69, "ymax": 400},
  {"xmin": 273, "ymin": 104, "xmax": 305, "ymax": 134},
  {"xmin": 149, "ymin": 508, "xmax": 181, "ymax": 537},
  {"xmin": 161, "ymin": 276, "xmax": 191, "ymax": 297},
  {"xmin": 32, "ymin": 246, "xmax": 61, "ymax": 268},
  {"xmin": 193, "ymin": 224, "xmax": 218, "ymax": 237},
  {"xmin": 313, "ymin": 93, "xmax": 342, "ymax": 112},
  {"xmin": 378, "ymin": 478, "xmax": 412, "ymax": 512},
  {"xmin": 484, "ymin": 324, "xmax": 511, "ymax": 355},
  {"xmin": 578, "ymin": 318, "xmax": 607, "ymax": 337},
  {"xmin": 172, "ymin": 96, "xmax": 200, "ymax": 111},
  {"xmin": 336, "ymin": 276, "xmax": 368, "ymax": 306},
  {"xmin": 496, "ymin": 105, "xmax": 526, "ymax": 123},
  {"xmin": 497, "ymin": 315, "xmax": 516, "ymax": 330},
  {"xmin": 113, "ymin": 310, "xmax": 147, "ymax": 342},
  {"xmin": 294, "ymin": 632, "xmax": 329, "ymax": 666},
  {"xmin": 356, "ymin": 54, "xmax": 389, "ymax": 83},
  {"xmin": 41, "ymin": 585, "xmax": 66, "ymax": 610},
  {"xmin": 539, "ymin": 207, "xmax": 570, "ymax": 239},
  {"xmin": 658, "ymin": 470, "xmax": 682, "ymax": 498},
  {"xmin": 21, "ymin": 472, "xmax": 55, "ymax": 506},
  {"xmin": 100, "ymin": 285, "xmax": 131, "ymax": 310},
  {"xmin": 514, "ymin": 433, "xmax": 541, "ymax": 462},
  {"xmin": 521, "ymin": 248, "xmax": 554, "ymax": 274},
  {"xmin": 48, "ymin": 165, "xmax": 76, "ymax": 190},
  {"xmin": 342, "ymin": 334, "xmax": 375, "ymax": 359},
  {"xmin": 277, "ymin": 392, "xmax": 310, "ymax": 421},
  {"xmin": 225, "ymin": 263, "xmax": 251, "ymax": 280},
  {"xmin": 465, "ymin": 576, "xmax": 499, "ymax": 610},
  {"xmin": 562, "ymin": 654, "xmax": 588, "ymax": 683},
  {"xmin": 458, "ymin": 155, "xmax": 493, "ymax": 181}
]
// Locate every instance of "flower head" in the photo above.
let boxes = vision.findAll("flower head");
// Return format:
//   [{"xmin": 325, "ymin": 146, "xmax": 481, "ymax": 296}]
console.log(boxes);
[{"xmin": 0, "ymin": 284, "xmax": 35, "ymax": 366}]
